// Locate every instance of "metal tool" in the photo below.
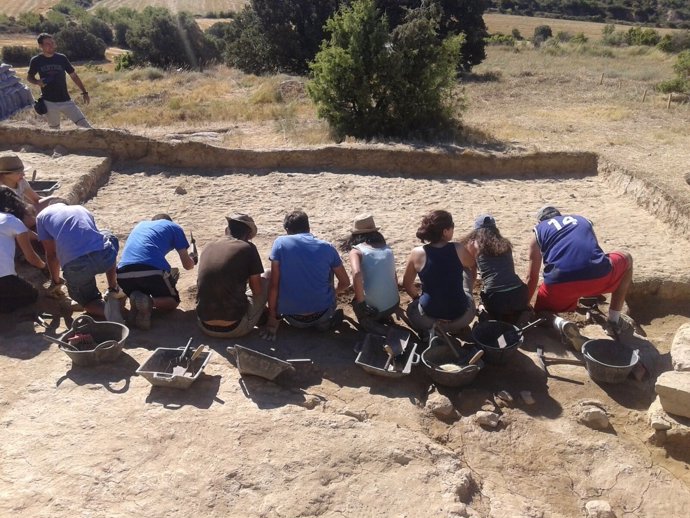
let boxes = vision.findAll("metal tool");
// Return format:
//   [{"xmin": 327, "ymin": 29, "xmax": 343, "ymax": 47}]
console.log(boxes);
[
  {"xmin": 536, "ymin": 346, "xmax": 584, "ymax": 377},
  {"xmin": 497, "ymin": 318, "xmax": 545, "ymax": 348},
  {"xmin": 43, "ymin": 334, "xmax": 78, "ymax": 350},
  {"xmin": 190, "ymin": 231, "xmax": 198, "ymax": 263},
  {"xmin": 432, "ymin": 322, "xmax": 464, "ymax": 359}
]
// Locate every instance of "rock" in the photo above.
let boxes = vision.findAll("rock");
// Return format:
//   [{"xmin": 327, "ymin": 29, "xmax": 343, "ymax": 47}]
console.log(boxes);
[
  {"xmin": 20, "ymin": 145, "xmax": 40, "ymax": 153},
  {"xmin": 648, "ymin": 396, "xmax": 672, "ymax": 431},
  {"xmin": 446, "ymin": 502, "xmax": 468, "ymax": 517},
  {"xmin": 578, "ymin": 407, "xmax": 610, "ymax": 430},
  {"xmin": 278, "ymin": 79, "xmax": 305, "ymax": 101},
  {"xmin": 339, "ymin": 408, "xmax": 367, "ymax": 421},
  {"xmin": 174, "ymin": 185, "xmax": 187, "ymax": 195},
  {"xmin": 452, "ymin": 469, "xmax": 476, "ymax": 503},
  {"xmin": 299, "ymin": 394, "xmax": 321, "ymax": 410},
  {"xmin": 475, "ymin": 411, "xmax": 499, "ymax": 428},
  {"xmin": 685, "ymin": 172, "xmax": 690, "ymax": 186},
  {"xmin": 495, "ymin": 390, "xmax": 513, "ymax": 407},
  {"xmin": 425, "ymin": 392, "xmax": 456, "ymax": 419},
  {"xmin": 52, "ymin": 145, "xmax": 68, "ymax": 157},
  {"xmin": 585, "ymin": 500, "xmax": 616, "ymax": 518},
  {"xmin": 520, "ymin": 390, "xmax": 535, "ymax": 405},
  {"xmin": 656, "ymin": 371, "xmax": 690, "ymax": 419},
  {"xmin": 671, "ymin": 323, "xmax": 690, "ymax": 372}
]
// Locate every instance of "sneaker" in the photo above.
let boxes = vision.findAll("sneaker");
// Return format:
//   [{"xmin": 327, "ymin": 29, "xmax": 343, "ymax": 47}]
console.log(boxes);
[
  {"xmin": 129, "ymin": 290, "xmax": 152, "ymax": 330},
  {"xmin": 104, "ymin": 291, "xmax": 125, "ymax": 324},
  {"xmin": 106, "ymin": 286, "xmax": 127, "ymax": 300},
  {"xmin": 328, "ymin": 308, "xmax": 344, "ymax": 330},
  {"xmin": 605, "ymin": 315, "xmax": 635, "ymax": 339}
]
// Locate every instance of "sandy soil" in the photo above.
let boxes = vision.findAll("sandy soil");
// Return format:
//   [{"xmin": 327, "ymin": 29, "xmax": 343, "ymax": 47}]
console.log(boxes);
[{"xmin": 1, "ymin": 151, "xmax": 690, "ymax": 517}]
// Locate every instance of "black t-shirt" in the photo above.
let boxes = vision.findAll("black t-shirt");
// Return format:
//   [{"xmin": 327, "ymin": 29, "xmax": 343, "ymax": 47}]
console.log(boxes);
[
  {"xmin": 28, "ymin": 53, "xmax": 74, "ymax": 102},
  {"xmin": 196, "ymin": 237, "xmax": 264, "ymax": 322}
]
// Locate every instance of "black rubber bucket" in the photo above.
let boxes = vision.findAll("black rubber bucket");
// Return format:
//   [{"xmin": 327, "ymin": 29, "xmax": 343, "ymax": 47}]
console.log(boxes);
[
  {"xmin": 421, "ymin": 345, "xmax": 484, "ymax": 387},
  {"xmin": 581, "ymin": 339, "xmax": 639, "ymax": 384},
  {"xmin": 472, "ymin": 320, "xmax": 523, "ymax": 364}
]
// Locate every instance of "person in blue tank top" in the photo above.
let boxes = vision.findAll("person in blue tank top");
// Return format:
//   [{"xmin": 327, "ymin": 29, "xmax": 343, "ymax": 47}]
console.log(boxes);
[
  {"xmin": 526, "ymin": 205, "xmax": 634, "ymax": 337},
  {"xmin": 463, "ymin": 214, "xmax": 529, "ymax": 322},
  {"xmin": 403, "ymin": 210, "xmax": 476, "ymax": 338},
  {"xmin": 340, "ymin": 214, "xmax": 399, "ymax": 333}
]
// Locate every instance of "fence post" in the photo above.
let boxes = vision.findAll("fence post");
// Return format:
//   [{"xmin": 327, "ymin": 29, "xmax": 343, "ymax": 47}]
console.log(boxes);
[{"xmin": 667, "ymin": 93, "xmax": 672, "ymax": 109}]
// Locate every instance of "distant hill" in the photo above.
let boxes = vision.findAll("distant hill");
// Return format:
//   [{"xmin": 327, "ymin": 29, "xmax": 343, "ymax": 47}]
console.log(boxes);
[{"xmin": 488, "ymin": 0, "xmax": 690, "ymax": 28}]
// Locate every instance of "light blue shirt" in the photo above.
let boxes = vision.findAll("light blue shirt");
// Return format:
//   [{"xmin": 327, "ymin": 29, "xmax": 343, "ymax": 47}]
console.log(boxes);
[
  {"xmin": 355, "ymin": 243, "xmax": 399, "ymax": 311},
  {"xmin": 270, "ymin": 233, "xmax": 342, "ymax": 315},
  {"xmin": 37, "ymin": 204, "xmax": 107, "ymax": 266}
]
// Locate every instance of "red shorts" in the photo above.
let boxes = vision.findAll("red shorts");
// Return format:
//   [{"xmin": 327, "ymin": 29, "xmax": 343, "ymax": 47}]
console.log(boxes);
[{"xmin": 535, "ymin": 252, "xmax": 630, "ymax": 312}]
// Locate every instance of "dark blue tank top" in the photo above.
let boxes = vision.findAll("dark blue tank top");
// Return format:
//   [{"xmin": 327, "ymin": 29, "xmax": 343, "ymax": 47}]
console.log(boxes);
[
  {"xmin": 419, "ymin": 243, "xmax": 469, "ymax": 320},
  {"xmin": 535, "ymin": 215, "xmax": 611, "ymax": 284}
]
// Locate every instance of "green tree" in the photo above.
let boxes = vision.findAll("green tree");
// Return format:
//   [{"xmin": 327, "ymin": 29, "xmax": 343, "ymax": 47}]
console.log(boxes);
[
  {"xmin": 375, "ymin": 0, "xmax": 488, "ymax": 71},
  {"xmin": 251, "ymin": 0, "xmax": 342, "ymax": 74},
  {"xmin": 55, "ymin": 26, "xmax": 106, "ymax": 60},
  {"xmin": 309, "ymin": 0, "xmax": 462, "ymax": 140},
  {"xmin": 533, "ymin": 24, "xmax": 552, "ymax": 46},
  {"xmin": 126, "ymin": 8, "xmax": 219, "ymax": 70},
  {"xmin": 222, "ymin": 6, "xmax": 275, "ymax": 74}
]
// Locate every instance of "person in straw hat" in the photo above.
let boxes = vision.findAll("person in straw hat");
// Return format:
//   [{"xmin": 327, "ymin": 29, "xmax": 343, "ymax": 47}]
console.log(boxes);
[
  {"xmin": 196, "ymin": 213, "xmax": 267, "ymax": 338},
  {"xmin": 0, "ymin": 153, "xmax": 43, "ymax": 225},
  {"xmin": 339, "ymin": 214, "xmax": 399, "ymax": 332}
]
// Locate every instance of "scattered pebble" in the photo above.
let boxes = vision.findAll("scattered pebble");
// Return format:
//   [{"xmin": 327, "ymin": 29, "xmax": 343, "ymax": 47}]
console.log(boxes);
[
  {"xmin": 578, "ymin": 407, "xmax": 610, "ymax": 430},
  {"xmin": 425, "ymin": 392, "xmax": 456, "ymax": 419},
  {"xmin": 648, "ymin": 396, "xmax": 672, "ymax": 431},
  {"xmin": 495, "ymin": 390, "xmax": 513, "ymax": 407},
  {"xmin": 475, "ymin": 411, "xmax": 500, "ymax": 428},
  {"xmin": 585, "ymin": 499, "xmax": 615, "ymax": 518},
  {"xmin": 174, "ymin": 185, "xmax": 187, "ymax": 195},
  {"xmin": 520, "ymin": 391, "xmax": 535, "ymax": 405},
  {"xmin": 298, "ymin": 395, "xmax": 321, "ymax": 410}
]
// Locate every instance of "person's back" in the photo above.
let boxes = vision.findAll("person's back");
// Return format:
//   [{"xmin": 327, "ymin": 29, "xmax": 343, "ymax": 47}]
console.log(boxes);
[
  {"xmin": 118, "ymin": 219, "xmax": 188, "ymax": 271},
  {"xmin": 197, "ymin": 237, "xmax": 263, "ymax": 322},
  {"xmin": 271, "ymin": 233, "xmax": 340, "ymax": 315},
  {"xmin": 476, "ymin": 251, "xmax": 521, "ymax": 292},
  {"xmin": 37, "ymin": 203, "xmax": 105, "ymax": 266},
  {"xmin": 535, "ymin": 214, "xmax": 610, "ymax": 284},
  {"xmin": 354, "ymin": 243, "xmax": 398, "ymax": 312},
  {"xmin": 419, "ymin": 242, "xmax": 468, "ymax": 320}
]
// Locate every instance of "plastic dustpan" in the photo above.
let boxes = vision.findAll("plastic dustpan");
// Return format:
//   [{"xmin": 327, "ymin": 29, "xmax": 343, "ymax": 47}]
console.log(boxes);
[{"xmin": 227, "ymin": 345, "xmax": 310, "ymax": 381}]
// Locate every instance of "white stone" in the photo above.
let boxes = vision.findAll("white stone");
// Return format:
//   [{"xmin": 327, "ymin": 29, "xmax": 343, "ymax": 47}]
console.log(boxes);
[
  {"xmin": 426, "ymin": 392, "xmax": 456, "ymax": 419},
  {"xmin": 452, "ymin": 468, "xmax": 476, "ymax": 503},
  {"xmin": 671, "ymin": 323, "xmax": 690, "ymax": 372},
  {"xmin": 475, "ymin": 411, "xmax": 499, "ymax": 428},
  {"xmin": 578, "ymin": 407, "xmax": 609, "ymax": 430},
  {"xmin": 585, "ymin": 500, "xmax": 615, "ymax": 518},
  {"xmin": 648, "ymin": 396, "xmax": 672, "ymax": 431},
  {"xmin": 520, "ymin": 390, "xmax": 535, "ymax": 405},
  {"xmin": 656, "ymin": 371, "xmax": 690, "ymax": 419}
]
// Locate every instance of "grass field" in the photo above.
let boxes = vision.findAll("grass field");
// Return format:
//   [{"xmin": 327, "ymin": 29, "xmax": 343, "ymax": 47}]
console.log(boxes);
[{"xmin": 0, "ymin": 0, "xmax": 247, "ymax": 17}]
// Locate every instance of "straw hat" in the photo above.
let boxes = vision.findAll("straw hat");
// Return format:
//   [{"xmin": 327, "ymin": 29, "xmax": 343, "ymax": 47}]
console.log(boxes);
[
  {"xmin": 351, "ymin": 214, "xmax": 380, "ymax": 235},
  {"xmin": 0, "ymin": 153, "xmax": 30, "ymax": 174},
  {"xmin": 226, "ymin": 213, "xmax": 257, "ymax": 239}
]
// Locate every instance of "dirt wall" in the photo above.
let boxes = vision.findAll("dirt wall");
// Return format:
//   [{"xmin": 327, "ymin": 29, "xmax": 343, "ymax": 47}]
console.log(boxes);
[{"xmin": 0, "ymin": 125, "xmax": 597, "ymax": 178}]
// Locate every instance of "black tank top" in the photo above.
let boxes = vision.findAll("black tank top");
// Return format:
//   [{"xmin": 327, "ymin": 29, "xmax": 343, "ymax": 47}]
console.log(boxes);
[{"xmin": 419, "ymin": 243, "xmax": 468, "ymax": 320}]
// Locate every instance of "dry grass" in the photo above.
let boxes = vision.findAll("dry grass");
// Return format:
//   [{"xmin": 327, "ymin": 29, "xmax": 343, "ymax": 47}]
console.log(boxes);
[
  {"xmin": 0, "ymin": 1, "xmax": 57, "ymax": 17},
  {"xmin": 90, "ymin": 0, "xmax": 246, "ymax": 15},
  {"xmin": 484, "ymin": 12, "xmax": 682, "ymax": 41}
]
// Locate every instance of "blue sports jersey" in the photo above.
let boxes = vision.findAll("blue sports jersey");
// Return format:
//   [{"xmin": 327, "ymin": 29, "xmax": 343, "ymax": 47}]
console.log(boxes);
[
  {"xmin": 534, "ymin": 214, "xmax": 611, "ymax": 284},
  {"xmin": 118, "ymin": 220, "xmax": 189, "ymax": 271}
]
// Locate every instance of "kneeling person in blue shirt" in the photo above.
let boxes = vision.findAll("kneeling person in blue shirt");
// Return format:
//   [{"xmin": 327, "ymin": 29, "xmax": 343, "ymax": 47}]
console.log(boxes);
[
  {"xmin": 261, "ymin": 211, "xmax": 350, "ymax": 341},
  {"xmin": 117, "ymin": 214, "xmax": 196, "ymax": 330}
]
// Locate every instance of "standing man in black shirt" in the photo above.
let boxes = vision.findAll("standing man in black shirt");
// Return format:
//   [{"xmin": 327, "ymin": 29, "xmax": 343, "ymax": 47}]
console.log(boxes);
[{"xmin": 27, "ymin": 33, "xmax": 92, "ymax": 130}]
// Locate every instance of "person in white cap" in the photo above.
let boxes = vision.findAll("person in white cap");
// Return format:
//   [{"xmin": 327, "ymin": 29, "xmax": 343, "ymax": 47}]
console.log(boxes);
[
  {"xmin": 196, "ymin": 214, "xmax": 266, "ymax": 338},
  {"xmin": 339, "ymin": 214, "xmax": 399, "ymax": 332},
  {"xmin": 0, "ymin": 153, "xmax": 43, "ymax": 225}
]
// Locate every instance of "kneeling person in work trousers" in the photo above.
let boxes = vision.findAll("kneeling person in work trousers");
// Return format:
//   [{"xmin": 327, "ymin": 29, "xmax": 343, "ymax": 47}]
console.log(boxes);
[
  {"xmin": 526, "ymin": 205, "xmax": 633, "ymax": 337},
  {"xmin": 196, "ymin": 214, "xmax": 266, "ymax": 338},
  {"xmin": 117, "ymin": 214, "xmax": 196, "ymax": 330}
]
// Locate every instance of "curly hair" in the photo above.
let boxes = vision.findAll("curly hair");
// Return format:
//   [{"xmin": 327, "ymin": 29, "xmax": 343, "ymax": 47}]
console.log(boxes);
[
  {"xmin": 416, "ymin": 210, "xmax": 454, "ymax": 243},
  {"xmin": 0, "ymin": 186, "xmax": 28, "ymax": 220},
  {"xmin": 339, "ymin": 231, "xmax": 386, "ymax": 252},
  {"xmin": 469, "ymin": 226, "xmax": 512, "ymax": 256}
]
